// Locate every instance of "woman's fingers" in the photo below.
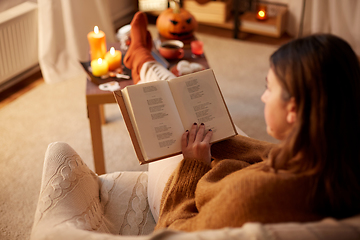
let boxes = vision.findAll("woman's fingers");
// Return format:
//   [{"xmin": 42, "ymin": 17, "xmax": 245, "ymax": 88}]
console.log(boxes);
[
  {"xmin": 183, "ymin": 122, "xmax": 212, "ymax": 146},
  {"xmin": 181, "ymin": 130, "xmax": 189, "ymax": 148},
  {"xmin": 188, "ymin": 123, "xmax": 198, "ymax": 144},
  {"xmin": 195, "ymin": 123, "xmax": 206, "ymax": 143},
  {"xmin": 181, "ymin": 123, "xmax": 213, "ymax": 165},
  {"xmin": 203, "ymin": 128, "xmax": 213, "ymax": 143}
]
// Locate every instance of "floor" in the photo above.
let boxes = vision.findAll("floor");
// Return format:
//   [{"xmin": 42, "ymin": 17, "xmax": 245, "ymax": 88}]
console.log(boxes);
[
  {"xmin": 0, "ymin": 71, "xmax": 44, "ymax": 109},
  {"xmin": 0, "ymin": 22, "xmax": 293, "ymax": 109}
]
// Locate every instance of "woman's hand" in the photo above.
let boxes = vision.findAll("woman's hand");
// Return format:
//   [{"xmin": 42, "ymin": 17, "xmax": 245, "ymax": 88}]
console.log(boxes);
[{"xmin": 181, "ymin": 123, "xmax": 213, "ymax": 166}]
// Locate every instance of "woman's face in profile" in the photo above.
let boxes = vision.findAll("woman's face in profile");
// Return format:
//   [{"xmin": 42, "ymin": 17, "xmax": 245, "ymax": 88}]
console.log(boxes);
[{"xmin": 261, "ymin": 68, "xmax": 295, "ymax": 140}]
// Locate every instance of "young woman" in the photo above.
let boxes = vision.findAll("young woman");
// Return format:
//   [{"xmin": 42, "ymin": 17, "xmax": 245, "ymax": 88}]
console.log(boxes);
[{"xmin": 125, "ymin": 12, "xmax": 360, "ymax": 232}]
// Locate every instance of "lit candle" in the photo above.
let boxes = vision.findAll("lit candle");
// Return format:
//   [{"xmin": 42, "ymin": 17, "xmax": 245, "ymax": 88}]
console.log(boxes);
[
  {"xmin": 256, "ymin": 5, "xmax": 268, "ymax": 20},
  {"xmin": 87, "ymin": 26, "xmax": 107, "ymax": 60},
  {"xmin": 91, "ymin": 58, "xmax": 109, "ymax": 76},
  {"xmin": 104, "ymin": 47, "xmax": 122, "ymax": 71}
]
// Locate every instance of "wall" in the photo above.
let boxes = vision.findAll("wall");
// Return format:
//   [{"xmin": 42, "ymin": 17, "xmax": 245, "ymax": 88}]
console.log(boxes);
[
  {"xmin": 0, "ymin": 0, "xmax": 37, "ymax": 12},
  {"xmin": 256, "ymin": 0, "xmax": 305, "ymax": 37},
  {"xmin": 0, "ymin": 0, "xmax": 135, "ymax": 31},
  {"xmin": 108, "ymin": 0, "xmax": 137, "ymax": 30}
]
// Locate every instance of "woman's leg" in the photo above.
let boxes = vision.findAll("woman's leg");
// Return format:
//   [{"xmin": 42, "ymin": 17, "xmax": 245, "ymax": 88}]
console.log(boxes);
[
  {"xmin": 124, "ymin": 11, "xmax": 176, "ymax": 84},
  {"xmin": 138, "ymin": 61, "xmax": 176, "ymax": 84},
  {"xmin": 148, "ymin": 155, "xmax": 183, "ymax": 222},
  {"xmin": 123, "ymin": 12, "xmax": 155, "ymax": 84},
  {"xmin": 124, "ymin": 12, "xmax": 179, "ymax": 222}
]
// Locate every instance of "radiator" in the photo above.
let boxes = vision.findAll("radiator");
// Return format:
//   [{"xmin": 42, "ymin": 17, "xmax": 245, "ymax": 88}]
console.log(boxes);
[{"xmin": 0, "ymin": 2, "xmax": 38, "ymax": 88}]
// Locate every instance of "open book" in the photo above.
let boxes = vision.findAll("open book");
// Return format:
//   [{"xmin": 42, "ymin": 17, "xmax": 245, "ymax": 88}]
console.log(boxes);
[{"xmin": 113, "ymin": 69, "xmax": 237, "ymax": 164}]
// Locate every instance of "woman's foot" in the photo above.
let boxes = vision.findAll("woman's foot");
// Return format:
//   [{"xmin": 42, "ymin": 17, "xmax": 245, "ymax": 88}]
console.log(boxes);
[{"xmin": 124, "ymin": 12, "xmax": 155, "ymax": 84}]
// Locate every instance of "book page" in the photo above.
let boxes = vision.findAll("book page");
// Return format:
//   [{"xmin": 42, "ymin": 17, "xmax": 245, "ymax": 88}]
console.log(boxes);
[
  {"xmin": 168, "ymin": 69, "xmax": 236, "ymax": 143},
  {"xmin": 122, "ymin": 81, "xmax": 184, "ymax": 161}
]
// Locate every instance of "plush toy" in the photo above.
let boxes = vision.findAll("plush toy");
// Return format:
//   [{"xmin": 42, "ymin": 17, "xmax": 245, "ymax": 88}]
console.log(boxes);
[{"xmin": 156, "ymin": 0, "xmax": 197, "ymax": 40}]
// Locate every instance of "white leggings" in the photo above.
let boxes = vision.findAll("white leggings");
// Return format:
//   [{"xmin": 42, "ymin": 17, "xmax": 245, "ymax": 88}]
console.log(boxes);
[
  {"xmin": 139, "ymin": 61, "xmax": 183, "ymax": 222},
  {"xmin": 139, "ymin": 61, "xmax": 176, "ymax": 84}
]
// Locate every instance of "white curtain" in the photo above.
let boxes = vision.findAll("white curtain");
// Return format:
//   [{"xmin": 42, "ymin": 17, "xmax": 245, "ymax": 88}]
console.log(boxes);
[
  {"xmin": 288, "ymin": 0, "xmax": 360, "ymax": 56},
  {"xmin": 38, "ymin": 0, "xmax": 116, "ymax": 84}
]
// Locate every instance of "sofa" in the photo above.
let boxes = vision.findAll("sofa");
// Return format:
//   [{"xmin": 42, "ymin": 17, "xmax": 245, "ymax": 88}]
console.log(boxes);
[{"xmin": 30, "ymin": 142, "xmax": 360, "ymax": 240}]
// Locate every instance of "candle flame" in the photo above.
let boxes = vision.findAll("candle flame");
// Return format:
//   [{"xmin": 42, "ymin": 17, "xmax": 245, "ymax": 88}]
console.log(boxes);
[
  {"xmin": 258, "ymin": 10, "xmax": 265, "ymax": 18},
  {"xmin": 110, "ymin": 47, "xmax": 115, "ymax": 55},
  {"xmin": 94, "ymin": 26, "xmax": 99, "ymax": 34},
  {"xmin": 97, "ymin": 58, "xmax": 102, "ymax": 64}
]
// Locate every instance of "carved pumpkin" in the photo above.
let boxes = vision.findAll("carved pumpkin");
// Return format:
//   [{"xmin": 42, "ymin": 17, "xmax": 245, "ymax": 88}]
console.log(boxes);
[{"xmin": 156, "ymin": 0, "xmax": 197, "ymax": 40}]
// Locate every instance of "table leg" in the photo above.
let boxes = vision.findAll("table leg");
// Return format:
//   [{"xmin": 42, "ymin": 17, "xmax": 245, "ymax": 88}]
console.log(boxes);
[
  {"xmin": 99, "ymin": 104, "xmax": 106, "ymax": 124},
  {"xmin": 233, "ymin": 0, "xmax": 240, "ymax": 39},
  {"xmin": 87, "ymin": 104, "xmax": 106, "ymax": 175}
]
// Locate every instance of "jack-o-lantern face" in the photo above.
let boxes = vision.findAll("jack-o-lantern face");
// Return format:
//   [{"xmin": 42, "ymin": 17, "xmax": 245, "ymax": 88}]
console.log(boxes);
[{"xmin": 156, "ymin": 8, "xmax": 197, "ymax": 40}]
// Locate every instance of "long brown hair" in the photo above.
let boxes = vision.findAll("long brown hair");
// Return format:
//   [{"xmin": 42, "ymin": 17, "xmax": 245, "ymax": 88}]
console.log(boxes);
[{"xmin": 269, "ymin": 34, "xmax": 360, "ymax": 218}]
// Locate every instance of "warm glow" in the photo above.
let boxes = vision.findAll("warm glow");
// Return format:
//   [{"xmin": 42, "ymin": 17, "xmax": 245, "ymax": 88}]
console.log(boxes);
[
  {"xmin": 258, "ymin": 10, "xmax": 265, "ymax": 18},
  {"xmin": 97, "ymin": 58, "xmax": 102, "ymax": 64},
  {"xmin": 110, "ymin": 47, "xmax": 115, "ymax": 55},
  {"xmin": 94, "ymin": 26, "xmax": 99, "ymax": 34}
]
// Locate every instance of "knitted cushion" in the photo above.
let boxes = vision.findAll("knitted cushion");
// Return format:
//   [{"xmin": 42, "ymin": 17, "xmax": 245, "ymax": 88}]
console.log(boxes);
[
  {"xmin": 30, "ymin": 142, "xmax": 156, "ymax": 240},
  {"xmin": 98, "ymin": 171, "xmax": 155, "ymax": 235}
]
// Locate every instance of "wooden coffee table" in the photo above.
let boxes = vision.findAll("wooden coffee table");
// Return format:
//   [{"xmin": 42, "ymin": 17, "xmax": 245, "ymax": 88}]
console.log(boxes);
[{"xmin": 86, "ymin": 40, "xmax": 210, "ymax": 175}]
